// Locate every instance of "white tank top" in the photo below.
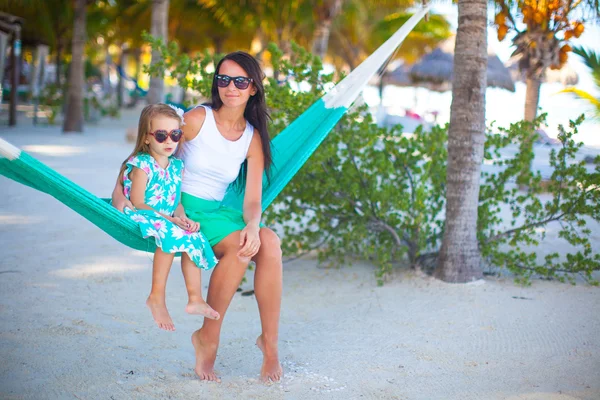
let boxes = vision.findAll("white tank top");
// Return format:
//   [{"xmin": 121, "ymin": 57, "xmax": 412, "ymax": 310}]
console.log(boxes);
[{"xmin": 179, "ymin": 105, "xmax": 254, "ymax": 201}]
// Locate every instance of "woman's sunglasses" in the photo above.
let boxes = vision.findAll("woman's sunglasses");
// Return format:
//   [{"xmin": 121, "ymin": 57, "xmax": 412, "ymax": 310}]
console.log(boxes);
[
  {"xmin": 215, "ymin": 74, "xmax": 253, "ymax": 90},
  {"xmin": 149, "ymin": 129, "xmax": 183, "ymax": 143}
]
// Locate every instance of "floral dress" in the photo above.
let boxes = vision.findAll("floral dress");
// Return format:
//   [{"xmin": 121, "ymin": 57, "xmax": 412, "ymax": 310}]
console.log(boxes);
[{"xmin": 122, "ymin": 153, "xmax": 218, "ymax": 270}]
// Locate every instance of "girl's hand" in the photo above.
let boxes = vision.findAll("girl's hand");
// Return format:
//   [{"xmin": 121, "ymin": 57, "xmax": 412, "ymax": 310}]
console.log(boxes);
[
  {"xmin": 238, "ymin": 223, "xmax": 261, "ymax": 258},
  {"xmin": 181, "ymin": 216, "xmax": 200, "ymax": 232},
  {"xmin": 170, "ymin": 216, "xmax": 200, "ymax": 232}
]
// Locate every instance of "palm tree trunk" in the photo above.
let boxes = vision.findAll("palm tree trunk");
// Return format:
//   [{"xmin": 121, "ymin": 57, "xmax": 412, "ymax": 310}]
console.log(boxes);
[
  {"xmin": 147, "ymin": 0, "xmax": 169, "ymax": 105},
  {"xmin": 312, "ymin": 23, "xmax": 332, "ymax": 59},
  {"xmin": 433, "ymin": 0, "xmax": 487, "ymax": 283},
  {"xmin": 524, "ymin": 76, "xmax": 541, "ymax": 122},
  {"xmin": 311, "ymin": 0, "xmax": 343, "ymax": 59},
  {"xmin": 117, "ymin": 45, "xmax": 126, "ymax": 108},
  {"xmin": 63, "ymin": 0, "xmax": 87, "ymax": 133},
  {"xmin": 55, "ymin": 39, "xmax": 62, "ymax": 86}
]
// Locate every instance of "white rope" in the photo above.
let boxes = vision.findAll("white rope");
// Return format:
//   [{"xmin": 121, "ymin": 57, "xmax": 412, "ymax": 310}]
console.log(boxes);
[
  {"xmin": 0, "ymin": 137, "xmax": 21, "ymax": 160},
  {"xmin": 323, "ymin": 7, "xmax": 430, "ymax": 109}
]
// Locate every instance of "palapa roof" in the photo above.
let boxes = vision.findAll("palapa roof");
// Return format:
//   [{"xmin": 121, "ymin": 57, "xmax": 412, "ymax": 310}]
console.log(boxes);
[{"xmin": 407, "ymin": 37, "xmax": 516, "ymax": 92}]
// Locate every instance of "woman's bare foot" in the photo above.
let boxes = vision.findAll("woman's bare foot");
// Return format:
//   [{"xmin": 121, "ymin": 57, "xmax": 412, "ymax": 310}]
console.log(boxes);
[
  {"xmin": 191, "ymin": 329, "xmax": 220, "ymax": 382},
  {"xmin": 185, "ymin": 300, "xmax": 220, "ymax": 320},
  {"xmin": 256, "ymin": 335, "xmax": 283, "ymax": 383},
  {"xmin": 146, "ymin": 295, "xmax": 175, "ymax": 331}
]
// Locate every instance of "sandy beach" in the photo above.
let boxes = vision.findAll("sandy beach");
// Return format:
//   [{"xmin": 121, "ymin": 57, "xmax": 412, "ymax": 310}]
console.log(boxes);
[{"xmin": 1, "ymin": 109, "xmax": 599, "ymax": 400}]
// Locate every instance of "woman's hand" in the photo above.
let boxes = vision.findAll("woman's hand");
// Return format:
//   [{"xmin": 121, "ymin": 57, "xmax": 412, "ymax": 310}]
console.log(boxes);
[
  {"xmin": 112, "ymin": 189, "xmax": 134, "ymax": 212},
  {"xmin": 238, "ymin": 223, "xmax": 261, "ymax": 258}
]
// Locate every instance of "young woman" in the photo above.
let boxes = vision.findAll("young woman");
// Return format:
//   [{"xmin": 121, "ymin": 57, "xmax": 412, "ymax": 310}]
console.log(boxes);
[{"xmin": 112, "ymin": 52, "xmax": 283, "ymax": 383}]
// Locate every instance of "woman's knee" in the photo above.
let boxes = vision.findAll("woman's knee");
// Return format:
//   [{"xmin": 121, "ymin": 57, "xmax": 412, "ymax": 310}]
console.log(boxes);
[{"xmin": 257, "ymin": 228, "xmax": 282, "ymax": 261}]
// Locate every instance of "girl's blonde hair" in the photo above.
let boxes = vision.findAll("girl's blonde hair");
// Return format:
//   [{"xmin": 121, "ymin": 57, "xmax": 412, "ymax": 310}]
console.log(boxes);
[{"xmin": 118, "ymin": 103, "xmax": 184, "ymax": 180}]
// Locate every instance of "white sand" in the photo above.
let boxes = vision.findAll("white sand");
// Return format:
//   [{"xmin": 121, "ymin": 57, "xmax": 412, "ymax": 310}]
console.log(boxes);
[{"xmin": 1, "ymin": 110, "xmax": 599, "ymax": 400}]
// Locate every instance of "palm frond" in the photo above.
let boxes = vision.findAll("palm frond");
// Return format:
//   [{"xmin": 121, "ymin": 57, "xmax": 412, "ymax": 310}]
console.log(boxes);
[
  {"xmin": 572, "ymin": 45, "xmax": 600, "ymax": 88},
  {"xmin": 560, "ymin": 87, "xmax": 600, "ymax": 120}
]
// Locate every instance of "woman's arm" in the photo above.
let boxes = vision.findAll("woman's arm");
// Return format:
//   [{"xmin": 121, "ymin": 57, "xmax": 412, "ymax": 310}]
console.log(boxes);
[
  {"xmin": 111, "ymin": 175, "xmax": 134, "ymax": 212},
  {"xmin": 238, "ymin": 132, "xmax": 265, "ymax": 257}
]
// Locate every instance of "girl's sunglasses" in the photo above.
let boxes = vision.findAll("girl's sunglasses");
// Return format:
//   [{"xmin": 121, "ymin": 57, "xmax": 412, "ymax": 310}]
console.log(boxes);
[
  {"xmin": 215, "ymin": 74, "xmax": 253, "ymax": 90},
  {"xmin": 149, "ymin": 129, "xmax": 183, "ymax": 143}
]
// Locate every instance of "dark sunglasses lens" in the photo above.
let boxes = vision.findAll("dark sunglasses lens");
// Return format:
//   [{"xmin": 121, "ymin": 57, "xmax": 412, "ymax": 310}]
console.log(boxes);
[
  {"xmin": 216, "ymin": 75, "xmax": 230, "ymax": 88},
  {"xmin": 170, "ymin": 129, "xmax": 183, "ymax": 142},
  {"xmin": 234, "ymin": 78, "xmax": 250, "ymax": 90},
  {"xmin": 153, "ymin": 131, "xmax": 168, "ymax": 143}
]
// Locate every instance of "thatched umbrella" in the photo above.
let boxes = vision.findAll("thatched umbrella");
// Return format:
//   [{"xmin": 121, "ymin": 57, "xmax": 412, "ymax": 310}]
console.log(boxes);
[
  {"xmin": 408, "ymin": 38, "xmax": 516, "ymax": 92},
  {"xmin": 507, "ymin": 55, "xmax": 579, "ymax": 86},
  {"xmin": 382, "ymin": 62, "xmax": 451, "ymax": 92}
]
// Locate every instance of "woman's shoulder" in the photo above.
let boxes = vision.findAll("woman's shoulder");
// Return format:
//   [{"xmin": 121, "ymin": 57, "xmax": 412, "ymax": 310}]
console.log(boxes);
[
  {"xmin": 182, "ymin": 105, "xmax": 208, "ymax": 140},
  {"xmin": 184, "ymin": 105, "xmax": 208, "ymax": 125}
]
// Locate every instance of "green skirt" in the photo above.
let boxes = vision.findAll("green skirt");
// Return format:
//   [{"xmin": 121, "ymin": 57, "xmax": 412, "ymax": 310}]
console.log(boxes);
[{"xmin": 181, "ymin": 192, "xmax": 263, "ymax": 247}]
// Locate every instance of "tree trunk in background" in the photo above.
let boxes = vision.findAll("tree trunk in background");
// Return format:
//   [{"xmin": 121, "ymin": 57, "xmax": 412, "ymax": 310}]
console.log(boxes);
[
  {"xmin": 518, "ymin": 75, "xmax": 542, "ymax": 186},
  {"xmin": 213, "ymin": 37, "xmax": 224, "ymax": 54},
  {"xmin": 311, "ymin": 0, "xmax": 343, "ymax": 59},
  {"xmin": 147, "ymin": 0, "xmax": 169, "ymax": 104},
  {"xmin": 103, "ymin": 46, "xmax": 113, "ymax": 96},
  {"xmin": 55, "ymin": 39, "xmax": 62, "ymax": 86},
  {"xmin": 117, "ymin": 45, "xmax": 126, "ymax": 108},
  {"xmin": 63, "ymin": 0, "xmax": 87, "ymax": 133},
  {"xmin": 524, "ymin": 76, "xmax": 541, "ymax": 122},
  {"xmin": 433, "ymin": 0, "xmax": 487, "ymax": 283}
]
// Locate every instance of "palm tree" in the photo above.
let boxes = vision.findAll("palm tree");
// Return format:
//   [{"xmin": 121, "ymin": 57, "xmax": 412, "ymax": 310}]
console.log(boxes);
[
  {"xmin": 0, "ymin": 0, "xmax": 74, "ymax": 85},
  {"xmin": 63, "ymin": 0, "xmax": 87, "ymax": 132},
  {"xmin": 561, "ymin": 46, "xmax": 600, "ymax": 120},
  {"xmin": 328, "ymin": 6, "xmax": 451, "ymax": 69},
  {"xmin": 433, "ymin": 0, "xmax": 488, "ymax": 282},
  {"xmin": 493, "ymin": 0, "xmax": 600, "ymax": 122},
  {"xmin": 147, "ymin": 0, "xmax": 169, "ymax": 104},
  {"xmin": 311, "ymin": 0, "xmax": 343, "ymax": 59}
]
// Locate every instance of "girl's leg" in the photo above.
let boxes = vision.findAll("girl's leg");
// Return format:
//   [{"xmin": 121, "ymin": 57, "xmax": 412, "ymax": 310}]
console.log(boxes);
[
  {"xmin": 252, "ymin": 228, "xmax": 283, "ymax": 382},
  {"xmin": 147, "ymin": 247, "xmax": 176, "ymax": 331},
  {"xmin": 192, "ymin": 231, "xmax": 249, "ymax": 382},
  {"xmin": 181, "ymin": 253, "xmax": 220, "ymax": 320}
]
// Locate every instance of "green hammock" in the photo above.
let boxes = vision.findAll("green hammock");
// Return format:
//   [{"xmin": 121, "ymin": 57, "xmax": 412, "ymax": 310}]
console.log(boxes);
[{"xmin": 0, "ymin": 9, "xmax": 428, "ymax": 253}]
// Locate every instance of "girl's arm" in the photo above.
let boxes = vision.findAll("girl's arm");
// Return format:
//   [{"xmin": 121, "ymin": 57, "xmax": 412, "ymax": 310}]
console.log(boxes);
[
  {"xmin": 112, "ymin": 175, "xmax": 134, "ymax": 212},
  {"xmin": 173, "ymin": 203, "xmax": 199, "ymax": 232},
  {"xmin": 129, "ymin": 168, "xmax": 179, "ymax": 224},
  {"xmin": 238, "ymin": 132, "xmax": 265, "ymax": 257},
  {"xmin": 170, "ymin": 169, "xmax": 199, "ymax": 232}
]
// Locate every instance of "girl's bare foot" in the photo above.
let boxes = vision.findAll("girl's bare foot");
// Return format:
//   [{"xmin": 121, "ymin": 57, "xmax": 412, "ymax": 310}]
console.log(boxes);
[
  {"xmin": 146, "ymin": 296, "xmax": 175, "ymax": 331},
  {"xmin": 191, "ymin": 329, "xmax": 220, "ymax": 382},
  {"xmin": 256, "ymin": 335, "xmax": 283, "ymax": 383},
  {"xmin": 185, "ymin": 300, "xmax": 220, "ymax": 320}
]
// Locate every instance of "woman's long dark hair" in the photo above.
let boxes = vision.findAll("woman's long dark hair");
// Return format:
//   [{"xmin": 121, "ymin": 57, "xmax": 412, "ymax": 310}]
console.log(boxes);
[{"xmin": 206, "ymin": 51, "xmax": 272, "ymax": 191}]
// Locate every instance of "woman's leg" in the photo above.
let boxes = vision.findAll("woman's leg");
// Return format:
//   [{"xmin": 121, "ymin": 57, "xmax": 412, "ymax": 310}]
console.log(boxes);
[
  {"xmin": 192, "ymin": 231, "xmax": 249, "ymax": 382},
  {"xmin": 252, "ymin": 228, "xmax": 283, "ymax": 382},
  {"xmin": 181, "ymin": 253, "xmax": 220, "ymax": 320},
  {"xmin": 147, "ymin": 248, "xmax": 176, "ymax": 331}
]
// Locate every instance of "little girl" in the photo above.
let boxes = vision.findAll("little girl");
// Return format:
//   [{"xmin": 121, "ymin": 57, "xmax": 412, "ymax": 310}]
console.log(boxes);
[{"xmin": 119, "ymin": 103, "xmax": 220, "ymax": 331}]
